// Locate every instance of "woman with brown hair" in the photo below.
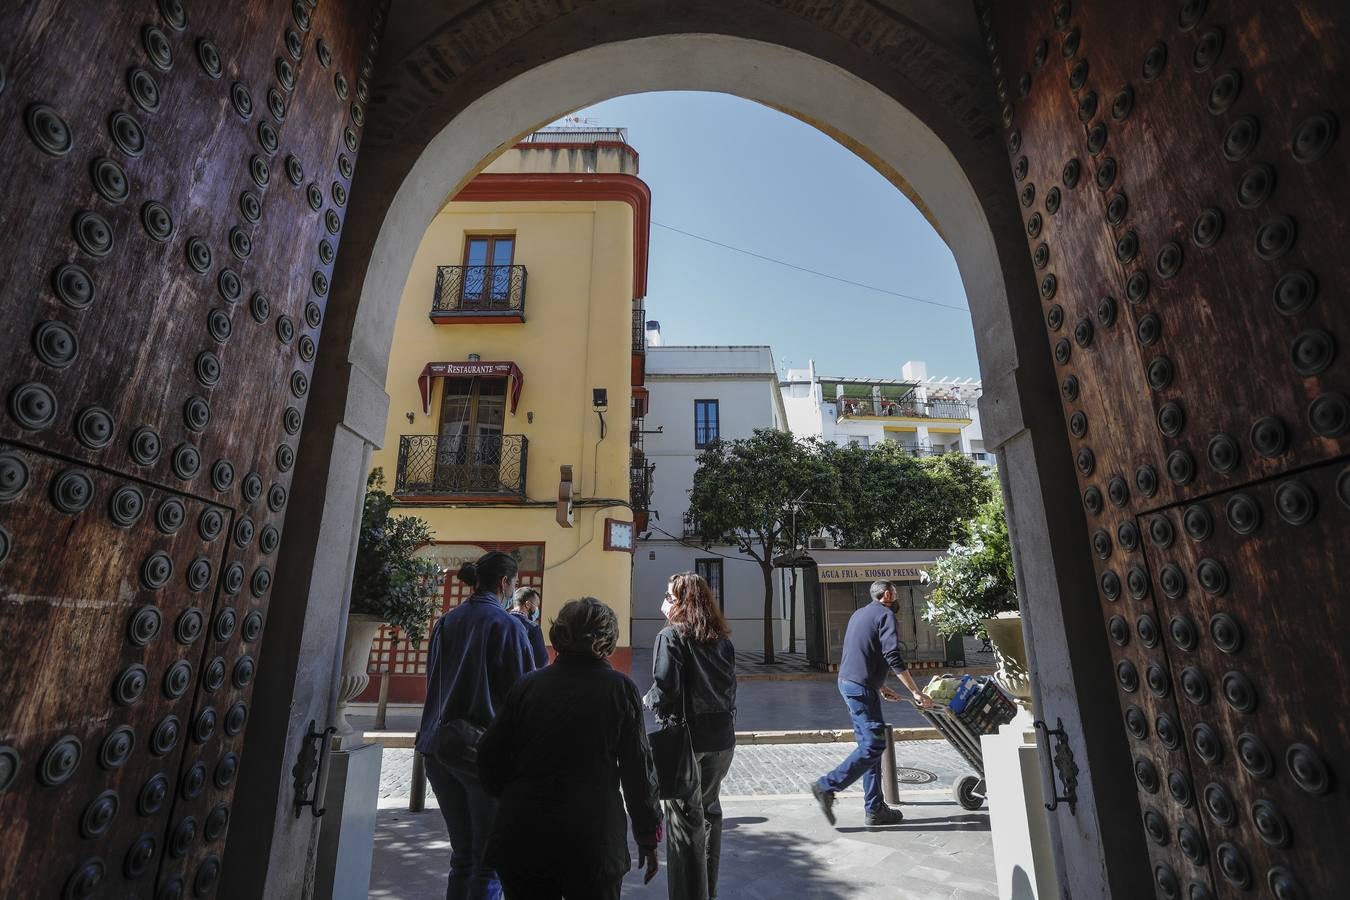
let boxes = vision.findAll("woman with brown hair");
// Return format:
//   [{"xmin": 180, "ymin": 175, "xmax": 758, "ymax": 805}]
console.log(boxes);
[{"xmin": 644, "ymin": 572, "xmax": 737, "ymax": 900}]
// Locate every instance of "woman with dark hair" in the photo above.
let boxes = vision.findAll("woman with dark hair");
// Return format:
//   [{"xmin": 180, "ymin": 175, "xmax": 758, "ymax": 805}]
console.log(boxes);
[
  {"xmin": 415, "ymin": 550, "xmax": 537, "ymax": 900},
  {"xmin": 479, "ymin": 598, "xmax": 663, "ymax": 899},
  {"xmin": 644, "ymin": 572, "xmax": 737, "ymax": 900}
]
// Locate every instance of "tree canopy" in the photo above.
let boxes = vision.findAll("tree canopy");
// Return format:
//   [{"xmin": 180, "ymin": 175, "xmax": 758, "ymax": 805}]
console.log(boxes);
[
  {"xmin": 685, "ymin": 429, "xmax": 839, "ymax": 661},
  {"xmin": 351, "ymin": 469, "xmax": 442, "ymax": 645},
  {"xmin": 921, "ymin": 490, "xmax": 1019, "ymax": 639},
  {"xmin": 684, "ymin": 430, "xmax": 999, "ymax": 658},
  {"xmin": 826, "ymin": 444, "xmax": 994, "ymax": 549}
]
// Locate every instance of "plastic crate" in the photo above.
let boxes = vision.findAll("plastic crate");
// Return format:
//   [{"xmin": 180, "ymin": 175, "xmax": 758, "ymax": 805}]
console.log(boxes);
[{"xmin": 955, "ymin": 680, "xmax": 1017, "ymax": 736}]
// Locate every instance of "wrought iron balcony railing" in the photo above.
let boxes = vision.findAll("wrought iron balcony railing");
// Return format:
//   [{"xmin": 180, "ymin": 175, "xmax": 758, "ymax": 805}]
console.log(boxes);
[
  {"xmin": 835, "ymin": 397, "xmax": 971, "ymax": 420},
  {"xmin": 394, "ymin": 434, "xmax": 527, "ymax": 497},
  {"xmin": 432, "ymin": 265, "xmax": 528, "ymax": 319},
  {"xmin": 632, "ymin": 307, "xmax": 645, "ymax": 353},
  {"xmin": 630, "ymin": 462, "xmax": 654, "ymax": 512}
]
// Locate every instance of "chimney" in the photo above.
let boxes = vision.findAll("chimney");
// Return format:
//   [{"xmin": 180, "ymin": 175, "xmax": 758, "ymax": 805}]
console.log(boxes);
[{"xmin": 645, "ymin": 320, "xmax": 662, "ymax": 347}]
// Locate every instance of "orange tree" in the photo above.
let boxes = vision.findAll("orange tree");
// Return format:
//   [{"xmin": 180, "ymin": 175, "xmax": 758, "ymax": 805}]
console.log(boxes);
[{"xmin": 685, "ymin": 429, "xmax": 838, "ymax": 663}]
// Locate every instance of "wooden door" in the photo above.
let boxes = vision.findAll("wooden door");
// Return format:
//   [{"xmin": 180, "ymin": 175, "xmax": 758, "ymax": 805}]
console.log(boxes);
[
  {"xmin": 436, "ymin": 376, "xmax": 508, "ymax": 492},
  {"xmin": 461, "ymin": 234, "xmax": 516, "ymax": 308},
  {"xmin": 983, "ymin": 2, "xmax": 1349, "ymax": 896},
  {"xmin": 0, "ymin": 2, "xmax": 384, "ymax": 897}
]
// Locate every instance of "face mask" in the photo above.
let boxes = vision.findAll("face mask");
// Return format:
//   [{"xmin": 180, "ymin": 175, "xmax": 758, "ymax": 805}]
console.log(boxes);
[
  {"xmin": 529, "ymin": 607, "xmax": 540, "ymax": 624},
  {"xmin": 661, "ymin": 597, "xmax": 674, "ymax": 619}
]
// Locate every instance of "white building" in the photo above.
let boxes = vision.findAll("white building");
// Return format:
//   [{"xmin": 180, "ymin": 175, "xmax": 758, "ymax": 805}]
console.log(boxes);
[
  {"xmin": 781, "ymin": 359, "xmax": 994, "ymax": 466},
  {"xmin": 631, "ymin": 332, "xmax": 791, "ymax": 652}
]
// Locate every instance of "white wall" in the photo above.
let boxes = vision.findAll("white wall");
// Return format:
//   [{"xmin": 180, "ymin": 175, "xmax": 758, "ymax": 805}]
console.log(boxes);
[
  {"xmin": 635, "ymin": 345, "xmax": 788, "ymax": 651},
  {"xmin": 643, "ymin": 346, "xmax": 784, "ymax": 528},
  {"xmin": 779, "ymin": 361, "xmax": 997, "ymax": 468},
  {"xmin": 632, "ymin": 542, "xmax": 789, "ymax": 651}
]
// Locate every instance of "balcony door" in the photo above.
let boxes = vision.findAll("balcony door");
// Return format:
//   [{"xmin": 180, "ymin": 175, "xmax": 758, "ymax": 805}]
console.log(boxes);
[
  {"xmin": 462, "ymin": 235, "xmax": 515, "ymax": 307},
  {"xmin": 437, "ymin": 376, "xmax": 507, "ymax": 491}
]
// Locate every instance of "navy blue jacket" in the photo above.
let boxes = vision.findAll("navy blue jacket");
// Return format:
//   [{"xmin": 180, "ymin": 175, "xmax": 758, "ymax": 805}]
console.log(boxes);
[
  {"xmin": 414, "ymin": 593, "xmax": 536, "ymax": 754},
  {"xmin": 837, "ymin": 600, "xmax": 909, "ymax": 691},
  {"xmin": 510, "ymin": 610, "xmax": 550, "ymax": 668}
]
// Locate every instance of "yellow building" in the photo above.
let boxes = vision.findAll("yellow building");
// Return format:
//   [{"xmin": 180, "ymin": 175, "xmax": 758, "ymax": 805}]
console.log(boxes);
[{"xmin": 360, "ymin": 128, "xmax": 651, "ymax": 701}]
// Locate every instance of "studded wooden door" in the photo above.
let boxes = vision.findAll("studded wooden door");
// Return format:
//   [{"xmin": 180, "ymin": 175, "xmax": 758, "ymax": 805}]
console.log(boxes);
[
  {"xmin": 0, "ymin": 1, "xmax": 385, "ymax": 897},
  {"xmin": 981, "ymin": 1, "xmax": 1349, "ymax": 898}
]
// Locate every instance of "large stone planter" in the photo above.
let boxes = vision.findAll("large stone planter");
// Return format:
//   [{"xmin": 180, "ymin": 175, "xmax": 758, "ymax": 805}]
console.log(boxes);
[
  {"xmin": 335, "ymin": 613, "xmax": 383, "ymax": 738},
  {"xmin": 983, "ymin": 615, "xmax": 1032, "ymax": 706}
]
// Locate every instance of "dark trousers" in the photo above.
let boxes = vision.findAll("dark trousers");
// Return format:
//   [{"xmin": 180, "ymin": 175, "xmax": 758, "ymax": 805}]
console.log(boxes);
[
  {"xmin": 497, "ymin": 869, "xmax": 622, "ymax": 900},
  {"xmin": 817, "ymin": 680, "xmax": 887, "ymax": 812},
  {"xmin": 664, "ymin": 747, "xmax": 736, "ymax": 900},
  {"xmin": 425, "ymin": 755, "xmax": 503, "ymax": 900}
]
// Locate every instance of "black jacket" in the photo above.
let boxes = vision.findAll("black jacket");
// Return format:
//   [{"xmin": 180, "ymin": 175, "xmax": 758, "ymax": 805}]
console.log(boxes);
[
  {"xmin": 479, "ymin": 653, "xmax": 663, "ymax": 882},
  {"xmin": 644, "ymin": 626, "xmax": 737, "ymax": 752}
]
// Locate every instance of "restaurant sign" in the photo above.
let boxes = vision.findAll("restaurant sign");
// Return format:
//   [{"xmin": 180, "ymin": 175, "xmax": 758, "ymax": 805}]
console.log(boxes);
[
  {"xmin": 816, "ymin": 562, "xmax": 932, "ymax": 583},
  {"xmin": 417, "ymin": 360, "xmax": 523, "ymax": 414}
]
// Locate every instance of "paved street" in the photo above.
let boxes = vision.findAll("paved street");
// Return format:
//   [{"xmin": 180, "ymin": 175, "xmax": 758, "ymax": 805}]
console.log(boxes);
[
  {"xmin": 371, "ymin": 740, "xmax": 995, "ymax": 898},
  {"xmin": 351, "ymin": 646, "xmax": 973, "ymax": 736},
  {"xmin": 377, "ymin": 741, "xmax": 971, "ymax": 801}
]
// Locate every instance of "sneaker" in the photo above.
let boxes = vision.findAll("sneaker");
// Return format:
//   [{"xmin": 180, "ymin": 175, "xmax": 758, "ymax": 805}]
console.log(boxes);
[
  {"xmin": 811, "ymin": 782, "xmax": 836, "ymax": 825},
  {"xmin": 865, "ymin": 804, "xmax": 905, "ymax": 826}
]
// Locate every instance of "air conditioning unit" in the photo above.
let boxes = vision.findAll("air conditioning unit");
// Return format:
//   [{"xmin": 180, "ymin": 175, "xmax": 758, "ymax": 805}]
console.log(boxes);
[{"xmin": 807, "ymin": 536, "xmax": 833, "ymax": 550}]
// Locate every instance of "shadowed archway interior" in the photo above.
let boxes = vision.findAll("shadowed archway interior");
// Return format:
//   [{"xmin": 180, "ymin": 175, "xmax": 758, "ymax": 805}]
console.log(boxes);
[{"xmin": 0, "ymin": 3, "xmax": 1343, "ymax": 899}]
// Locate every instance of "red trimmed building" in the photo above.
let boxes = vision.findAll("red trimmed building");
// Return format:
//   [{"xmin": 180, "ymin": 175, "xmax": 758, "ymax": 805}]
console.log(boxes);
[{"xmin": 359, "ymin": 127, "xmax": 652, "ymax": 703}]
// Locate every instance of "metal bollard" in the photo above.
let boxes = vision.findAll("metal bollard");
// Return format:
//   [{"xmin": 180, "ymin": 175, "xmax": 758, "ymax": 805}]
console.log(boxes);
[
  {"xmin": 410, "ymin": 749, "xmax": 427, "ymax": 812},
  {"xmin": 881, "ymin": 727, "xmax": 900, "ymax": 805}
]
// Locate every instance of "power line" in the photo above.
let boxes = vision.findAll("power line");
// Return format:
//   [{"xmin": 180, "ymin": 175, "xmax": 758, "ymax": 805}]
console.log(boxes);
[
  {"xmin": 650, "ymin": 220, "xmax": 970, "ymax": 313},
  {"xmin": 646, "ymin": 524, "xmax": 760, "ymax": 562}
]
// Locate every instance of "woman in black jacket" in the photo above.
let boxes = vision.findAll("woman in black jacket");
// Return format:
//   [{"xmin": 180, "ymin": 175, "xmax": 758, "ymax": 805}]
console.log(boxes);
[
  {"xmin": 644, "ymin": 572, "xmax": 737, "ymax": 900},
  {"xmin": 479, "ymin": 597, "xmax": 663, "ymax": 899}
]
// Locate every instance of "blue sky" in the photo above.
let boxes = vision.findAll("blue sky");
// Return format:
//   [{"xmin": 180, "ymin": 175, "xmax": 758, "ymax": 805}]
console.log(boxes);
[{"xmin": 563, "ymin": 92, "xmax": 980, "ymax": 380}]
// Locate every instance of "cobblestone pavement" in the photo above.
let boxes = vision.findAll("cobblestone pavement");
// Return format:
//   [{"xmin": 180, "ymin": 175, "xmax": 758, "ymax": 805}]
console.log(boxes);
[
  {"xmin": 350, "ymin": 677, "xmax": 932, "ymax": 736},
  {"xmin": 372, "ymin": 791, "xmax": 996, "ymax": 899},
  {"xmin": 351, "ymin": 645, "xmax": 995, "ymax": 737},
  {"xmin": 377, "ymin": 740, "xmax": 973, "ymax": 802}
]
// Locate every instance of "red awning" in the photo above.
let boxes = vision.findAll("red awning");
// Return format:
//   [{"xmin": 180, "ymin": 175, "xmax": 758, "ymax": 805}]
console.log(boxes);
[{"xmin": 418, "ymin": 361, "xmax": 523, "ymax": 415}]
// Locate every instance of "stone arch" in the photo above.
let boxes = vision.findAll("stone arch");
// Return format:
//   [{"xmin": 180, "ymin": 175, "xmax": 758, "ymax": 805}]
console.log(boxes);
[{"xmin": 238, "ymin": 17, "xmax": 1136, "ymax": 900}]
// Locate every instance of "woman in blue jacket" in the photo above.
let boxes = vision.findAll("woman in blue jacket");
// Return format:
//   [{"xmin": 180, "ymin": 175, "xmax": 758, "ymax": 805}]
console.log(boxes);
[{"xmin": 415, "ymin": 550, "xmax": 536, "ymax": 900}]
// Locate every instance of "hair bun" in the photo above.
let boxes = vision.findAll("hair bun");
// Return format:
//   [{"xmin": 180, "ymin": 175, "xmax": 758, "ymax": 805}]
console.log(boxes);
[{"xmin": 456, "ymin": 561, "xmax": 478, "ymax": 587}]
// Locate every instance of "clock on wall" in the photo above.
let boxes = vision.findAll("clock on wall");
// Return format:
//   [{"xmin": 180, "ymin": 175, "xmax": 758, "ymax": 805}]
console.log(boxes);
[{"xmin": 604, "ymin": 518, "xmax": 636, "ymax": 552}]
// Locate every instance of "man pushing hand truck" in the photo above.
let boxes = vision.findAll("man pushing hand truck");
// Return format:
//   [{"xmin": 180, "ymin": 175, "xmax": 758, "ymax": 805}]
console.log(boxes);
[{"xmin": 810, "ymin": 579, "xmax": 934, "ymax": 827}]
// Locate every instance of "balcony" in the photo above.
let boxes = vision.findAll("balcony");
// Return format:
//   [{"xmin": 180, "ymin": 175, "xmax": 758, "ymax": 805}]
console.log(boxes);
[
  {"xmin": 630, "ymin": 462, "xmax": 654, "ymax": 531},
  {"xmin": 631, "ymin": 306, "xmax": 646, "ymax": 387},
  {"xmin": 632, "ymin": 307, "xmax": 646, "ymax": 354},
  {"xmin": 394, "ymin": 434, "xmax": 528, "ymax": 498},
  {"xmin": 431, "ymin": 265, "xmax": 527, "ymax": 324},
  {"xmin": 836, "ymin": 397, "xmax": 971, "ymax": 421}
]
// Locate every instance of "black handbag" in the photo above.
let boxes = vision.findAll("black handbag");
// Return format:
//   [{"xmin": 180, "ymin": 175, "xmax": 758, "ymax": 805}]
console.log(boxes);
[
  {"xmin": 648, "ymin": 640, "xmax": 697, "ymax": 800},
  {"xmin": 430, "ymin": 718, "xmax": 485, "ymax": 778}
]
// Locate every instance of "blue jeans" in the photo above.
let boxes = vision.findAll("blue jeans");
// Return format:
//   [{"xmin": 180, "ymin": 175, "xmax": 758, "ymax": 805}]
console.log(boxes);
[
  {"xmin": 817, "ymin": 680, "xmax": 887, "ymax": 812},
  {"xmin": 425, "ymin": 755, "xmax": 502, "ymax": 900}
]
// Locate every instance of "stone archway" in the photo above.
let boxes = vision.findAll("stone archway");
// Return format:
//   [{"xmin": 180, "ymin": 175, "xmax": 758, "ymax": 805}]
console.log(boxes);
[
  {"xmin": 237, "ymin": 25, "xmax": 1136, "ymax": 900},
  {"xmin": 4, "ymin": 2, "xmax": 1342, "ymax": 898}
]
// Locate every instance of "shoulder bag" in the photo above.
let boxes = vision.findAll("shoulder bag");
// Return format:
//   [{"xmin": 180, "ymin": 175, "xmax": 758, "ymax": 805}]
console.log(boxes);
[
  {"xmin": 431, "ymin": 718, "xmax": 485, "ymax": 779},
  {"xmin": 647, "ymin": 634, "xmax": 698, "ymax": 799}
]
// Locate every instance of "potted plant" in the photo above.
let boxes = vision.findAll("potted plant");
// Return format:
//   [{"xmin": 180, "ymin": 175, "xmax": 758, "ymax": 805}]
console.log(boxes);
[
  {"xmin": 336, "ymin": 469, "xmax": 442, "ymax": 736},
  {"xmin": 921, "ymin": 492, "xmax": 1028, "ymax": 702}
]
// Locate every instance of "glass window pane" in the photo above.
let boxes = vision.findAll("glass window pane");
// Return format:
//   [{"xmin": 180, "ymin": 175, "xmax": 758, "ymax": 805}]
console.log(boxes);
[
  {"xmin": 465, "ymin": 239, "xmax": 489, "ymax": 266},
  {"xmin": 491, "ymin": 238, "xmax": 514, "ymax": 267}
]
